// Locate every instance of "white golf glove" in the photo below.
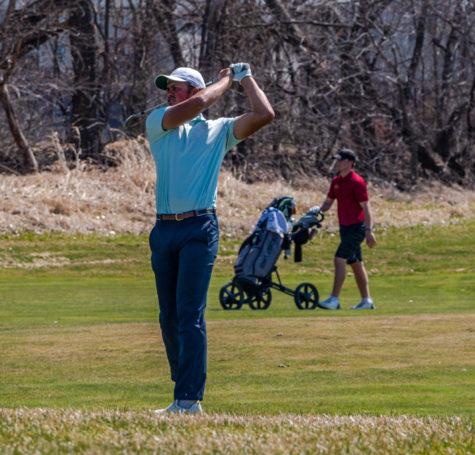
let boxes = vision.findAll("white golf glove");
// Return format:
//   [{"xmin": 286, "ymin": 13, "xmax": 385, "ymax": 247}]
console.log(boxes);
[
  {"xmin": 309, "ymin": 206, "xmax": 321, "ymax": 215},
  {"xmin": 230, "ymin": 62, "xmax": 252, "ymax": 82}
]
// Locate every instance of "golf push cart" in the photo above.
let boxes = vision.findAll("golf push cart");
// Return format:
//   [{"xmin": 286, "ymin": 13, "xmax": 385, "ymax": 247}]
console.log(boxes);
[{"xmin": 219, "ymin": 196, "xmax": 324, "ymax": 311}]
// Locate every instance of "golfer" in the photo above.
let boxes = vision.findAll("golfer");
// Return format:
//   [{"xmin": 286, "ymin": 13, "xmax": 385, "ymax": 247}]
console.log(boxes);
[
  {"xmin": 146, "ymin": 64, "xmax": 274, "ymax": 413},
  {"xmin": 318, "ymin": 148, "xmax": 377, "ymax": 310}
]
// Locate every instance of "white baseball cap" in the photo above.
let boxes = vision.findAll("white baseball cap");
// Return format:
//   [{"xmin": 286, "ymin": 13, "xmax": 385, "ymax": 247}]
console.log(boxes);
[{"xmin": 154, "ymin": 67, "xmax": 206, "ymax": 90}]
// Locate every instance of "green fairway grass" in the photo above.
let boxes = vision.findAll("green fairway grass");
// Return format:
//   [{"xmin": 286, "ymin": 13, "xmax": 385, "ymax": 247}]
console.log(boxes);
[{"xmin": 0, "ymin": 220, "xmax": 474, "ymax": 417}]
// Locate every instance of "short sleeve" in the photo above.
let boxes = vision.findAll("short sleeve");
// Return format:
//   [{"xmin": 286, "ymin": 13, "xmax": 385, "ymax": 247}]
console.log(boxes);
[
  {"xmin": 222, "ymin": 117, "xmax": 242, "ymax": 152},
  {"xmin": 327, "ymin": 179, "xmax": 337, "ymax": 199},
  {"xmin": 146, "ymin": 106, "xmax": 169, "ymax": 144},
  {"xmin": 354, "ymin": 178, "xmax": 368, "ymax": 202}
]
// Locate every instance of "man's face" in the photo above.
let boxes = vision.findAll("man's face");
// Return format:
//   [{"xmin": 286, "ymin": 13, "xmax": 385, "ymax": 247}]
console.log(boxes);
[
  {"xmin": 167, "ymin": 81, "xmax": 194, "ymax": 106},
  {"xmin": 336, "ymin": 158, "xmax": 353, "ymax": 173}
]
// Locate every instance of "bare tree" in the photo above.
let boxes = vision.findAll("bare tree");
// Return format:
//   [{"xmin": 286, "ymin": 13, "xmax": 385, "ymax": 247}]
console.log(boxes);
[
  {"xmin": 68, "ymin": 0, "xmax": 101, "ymax": 157},
  {"xmin": 0, "ymin": 0, "xmax": 473, "ymax": 185},
  {"xmin": 0, "ymin": 0, "xmax": 53, "ymax": 172}
]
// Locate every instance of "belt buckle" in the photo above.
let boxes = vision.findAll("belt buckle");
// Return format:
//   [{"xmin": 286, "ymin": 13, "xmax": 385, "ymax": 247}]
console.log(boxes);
[{"xmin": 175, "ymin": 213, "xmax": 184, "ymax": 221}]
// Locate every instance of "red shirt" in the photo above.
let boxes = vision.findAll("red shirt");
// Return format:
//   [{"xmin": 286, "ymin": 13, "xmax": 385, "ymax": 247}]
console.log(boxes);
[{"xmin": 327, "ymin": 170, "xmax": 368, "ymax": 226}]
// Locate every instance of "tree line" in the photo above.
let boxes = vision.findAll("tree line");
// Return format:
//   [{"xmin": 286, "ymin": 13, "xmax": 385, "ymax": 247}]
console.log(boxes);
[{"xmin": 1, "ymin": 0, "xmax": 474, "ymax": 186}]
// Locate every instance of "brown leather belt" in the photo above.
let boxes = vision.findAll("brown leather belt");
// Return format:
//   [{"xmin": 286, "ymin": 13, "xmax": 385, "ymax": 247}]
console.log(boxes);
[{"xmin": 157, "ymin": 208, "xmax": 215, "ymax": 221}]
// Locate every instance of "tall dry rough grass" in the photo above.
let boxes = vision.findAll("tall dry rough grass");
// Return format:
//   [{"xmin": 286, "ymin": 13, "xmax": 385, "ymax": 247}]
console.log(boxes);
[
  {"xmin": 0, "ymin": 409, "xmax": 472, "ymax": 454},
  {"xmin": 1, "ymin": 138, "xmax": 474, "ymax": 236}
]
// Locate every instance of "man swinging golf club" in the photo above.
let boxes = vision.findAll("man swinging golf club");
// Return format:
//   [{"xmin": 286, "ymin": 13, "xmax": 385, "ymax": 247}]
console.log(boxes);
[{"xmin": 146, "ymin": 64, "xmax": 274, "ymax": 414}]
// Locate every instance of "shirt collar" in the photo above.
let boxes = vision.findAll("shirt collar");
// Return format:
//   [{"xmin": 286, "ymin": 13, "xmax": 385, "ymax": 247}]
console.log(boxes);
[
  {"xmin": 191, "ymin": 113, "xmax": 206, "ymax": 124},
  {"xmin": 339, "ymin": 170, "xmax": 354, "ymax": 180}
]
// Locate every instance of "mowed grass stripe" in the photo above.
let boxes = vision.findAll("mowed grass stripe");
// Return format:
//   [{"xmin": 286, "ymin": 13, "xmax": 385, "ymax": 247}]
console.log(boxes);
[
  {"xmin": 0, "ymin": 409, "xmax": 472, "ymax": 454},
  {"xmin": 0, "ymin": 220, "xmax": 474, "ymax": 330},
  {"xmin": 1, "ymin": 315, "xmax": 473, "ymax": 415},
  {"xmin": 0, "ymin": 269, "xmax": 474, "ymax": 329}
]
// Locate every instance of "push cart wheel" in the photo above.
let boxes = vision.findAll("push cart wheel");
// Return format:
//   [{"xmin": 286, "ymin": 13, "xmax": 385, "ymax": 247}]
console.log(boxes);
[
  {"xmin": 294, "ymin": 282, "xmax": 319, "ymax": 310},
  {"xmin": 219, "ymin": 282, "xmax": 245, "ymax": 310},
  {"xmin": 249, "ymin": 289, "xmax": 272, "ymax": 310}
]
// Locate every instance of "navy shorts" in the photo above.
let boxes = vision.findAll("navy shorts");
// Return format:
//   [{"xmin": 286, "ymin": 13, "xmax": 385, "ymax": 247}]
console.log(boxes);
[{"xmin": 335, "ymin": 222, "xmax": 366, "ymax": 264}]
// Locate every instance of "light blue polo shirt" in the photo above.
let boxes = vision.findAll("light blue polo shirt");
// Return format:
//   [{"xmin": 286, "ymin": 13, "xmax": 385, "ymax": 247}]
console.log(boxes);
[{"xmin": 146, "ymin": 106, "xmax": 241, "ymax": 214}]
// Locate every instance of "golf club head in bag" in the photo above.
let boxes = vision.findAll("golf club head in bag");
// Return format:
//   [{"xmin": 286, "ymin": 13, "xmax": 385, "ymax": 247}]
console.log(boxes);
[
  {"xmin": 268, "ymin": 196, "xmax": 296, "ymax": 223},
  {"xmin": 291, "ymin": 207, "xmax": 324, "ymax": 262}
]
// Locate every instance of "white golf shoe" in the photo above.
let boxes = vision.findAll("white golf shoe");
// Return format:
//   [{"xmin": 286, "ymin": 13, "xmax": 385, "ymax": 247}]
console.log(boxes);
[
  {"xmin": 351, "ymin": 298, "xmax": 375, "ymax": 310},
  {"xmin": 318, "ymin": 295, "xmax": 341, "ymax": 310},
  {"xmin": 154, "ymin": 400, "xmax": 203, "ymax": 415}
]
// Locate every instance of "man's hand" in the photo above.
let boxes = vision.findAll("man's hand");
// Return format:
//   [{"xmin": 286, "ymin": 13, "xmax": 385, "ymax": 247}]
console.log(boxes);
[
  {"xmin": 230, "ymin": 62, "xmax": 252, "ymax": 82},
  {"xmin": 218, "ymin": 68, "xmax": 233, "ymax": 89},
  {"xmin": 365, "ymin": 230, "xmax": 377, "ymax": 248},
  {"xmin": 320, "ymin": 197, "xmax": 334, "ymax": 213}
]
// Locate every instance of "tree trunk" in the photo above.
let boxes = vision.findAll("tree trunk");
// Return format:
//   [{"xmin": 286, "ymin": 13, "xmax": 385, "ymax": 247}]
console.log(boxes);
[
  {"xmin": 402, "ymin": 1, "xmax": 427, "ymax": 182},
  {"xmin": 125, "ymin": 0, "xmax": 155, "ymax": 120},
  {"xmin": 0, "ymin": 83, "xmax": 38, "ymax": 172},
  {"xmin": 199, "ymin": 0, "xmax": 229, "ymax": 78},
  {"xmin": 152, "ymin": 0, "xmax": 185, "ymax": 67},
  {"xmin": 103, "ymin": 0, "xmax": 111, "ymax": 81},
  {"xmin": 68, "ymin": 0, "xmax": 101, "ymax": 157},
  {"xmin": 264, "ymin": 0, "xmax": 310, "ymax": 50}
]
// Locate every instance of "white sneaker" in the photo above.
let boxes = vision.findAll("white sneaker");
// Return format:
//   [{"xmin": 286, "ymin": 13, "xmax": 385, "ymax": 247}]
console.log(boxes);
[
  {"xmin": 318, "ymin": 295, "xmax": 341, "ymax": 310},
  {"xmin": 154, "ymin": 400, "xmax": 203, "ymax": 415},
  {"xmin": 351, "ymin": 298, "xmax": 375, "ymax": 310}
]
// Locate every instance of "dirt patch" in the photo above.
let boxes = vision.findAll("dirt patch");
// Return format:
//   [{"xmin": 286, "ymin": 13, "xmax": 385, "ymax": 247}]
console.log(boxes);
[{"xmin": 0, "ymin": 252, "xmax": 135, "ymax": 269}]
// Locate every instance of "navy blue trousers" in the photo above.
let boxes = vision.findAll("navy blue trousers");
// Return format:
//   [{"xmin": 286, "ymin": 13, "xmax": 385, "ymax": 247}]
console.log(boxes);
[{"xmin": 149, "ymin": 213, "xmax": 219, "ymax": 401}]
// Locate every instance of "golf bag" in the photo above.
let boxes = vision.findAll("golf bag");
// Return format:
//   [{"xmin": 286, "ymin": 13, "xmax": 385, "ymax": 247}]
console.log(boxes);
[
  {"xmin": 234, "ymin": 197, "xmax": 295, "ymax": 292},
  {"xmin": 220, "ymin": 197, "xmax": 324, "ymax": 311}
]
